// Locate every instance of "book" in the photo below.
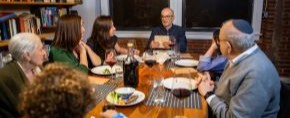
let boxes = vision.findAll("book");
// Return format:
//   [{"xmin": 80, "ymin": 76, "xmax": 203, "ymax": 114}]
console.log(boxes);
[{"xmin": 0, "ymin": 12, "xmax": 17, "ymax": 23}]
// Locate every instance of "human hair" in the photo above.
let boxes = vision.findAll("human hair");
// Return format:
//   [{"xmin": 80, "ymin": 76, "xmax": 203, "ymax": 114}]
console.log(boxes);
[
  {"xmin": 9, "ymin": 33, "xmax": 41, "ymax": 61},
  {"xmin": 213, "ymin": 29, "xmax": 222, "ymax": 55},
  {"xmin": 19, "ymin": 63, "xmax": 96, "ymax": 118},
  {"xmin": 222, "ymin": 19, "xmax": 257, "ymax": 52},
  {"xmin": 87, "ymin": 15, "xmax": 114, "ymax": 49},
  {"xmin": 161, "ymin": 7, "xmax": 174, "ymax": 16},
  {"xmin": 52, "ymin": 14, "xmax": 82, "ymax": 51}
]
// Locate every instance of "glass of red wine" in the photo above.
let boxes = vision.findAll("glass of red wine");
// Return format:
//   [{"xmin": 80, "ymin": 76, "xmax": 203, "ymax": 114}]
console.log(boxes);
[
  {"xmin": 171, "ymin": 70, "xmax": 193, "ymax": 116},
  {"xmin": 105, "ymin": 49, "xmax": 117, "ymax": 79},
  {"xmin": 143, "ymin": 49, "xmax": 157, "ymax": 85},
  {"xmin": 169, "ymin": 36, "xmax": 176, "ymax": 51}
]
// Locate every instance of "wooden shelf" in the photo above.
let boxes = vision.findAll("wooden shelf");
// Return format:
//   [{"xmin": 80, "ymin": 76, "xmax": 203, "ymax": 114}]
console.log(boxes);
[
  {"xmin": 0, "ymin": 33, "xmax": 54, "ymax": 48},
  {"xmin": 0, "ymin": 40, "xmax": 9, "ymax": 48},
  {"xmin": 0, "ymin": 1, "xmax": 81, "ymax": 6}
]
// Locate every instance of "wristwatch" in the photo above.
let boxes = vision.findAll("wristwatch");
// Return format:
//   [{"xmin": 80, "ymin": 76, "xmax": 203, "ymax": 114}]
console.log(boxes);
[{"xmin": 204, "ymin": 91, "xmax": 214, "ymax": 99}]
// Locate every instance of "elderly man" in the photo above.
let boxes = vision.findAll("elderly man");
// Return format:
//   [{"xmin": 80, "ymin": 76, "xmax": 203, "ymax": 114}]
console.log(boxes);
[
  {"xmin": 146, "ymin": 7, "xmax": 187, "ymax": 52},
  {"xmin": 197, "ymin": 19, "xmax": 280, "ymax": 118}
]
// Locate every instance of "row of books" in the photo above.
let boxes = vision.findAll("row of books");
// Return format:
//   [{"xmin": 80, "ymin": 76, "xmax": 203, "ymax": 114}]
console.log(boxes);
[
  {"xmin": 0, "ymin": 12, "xmax": 41, "ymax": 40},
  {"xmin": 38, "ymin": 7, "xmax": 67, "ymax": 27}
]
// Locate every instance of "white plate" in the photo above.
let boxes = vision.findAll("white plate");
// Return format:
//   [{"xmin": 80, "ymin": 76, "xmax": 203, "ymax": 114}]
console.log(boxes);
[
  {"xmin": 106, "ymin": 90, "xmax": 145, "ymax": 106},
  {"xmin": 162, "ymin": 77, "xmax": 197, "ymax": 90},
  {"xmin": 116, "ymin": 54, "xmax": 143, "ymax": 63},
  {"xmin": 91, "ymin": 65, "xmax": 122, "ymax": 76},
  {"xmin": 175, "ymin": 59, "xmax": 199, "ymax": 67}
]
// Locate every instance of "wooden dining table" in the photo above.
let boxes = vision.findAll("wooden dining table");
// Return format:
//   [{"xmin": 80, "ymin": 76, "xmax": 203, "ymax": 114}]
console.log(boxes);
[{"xmin": 86, "ymin": 53, "xmax": 208, "ymax": 118}]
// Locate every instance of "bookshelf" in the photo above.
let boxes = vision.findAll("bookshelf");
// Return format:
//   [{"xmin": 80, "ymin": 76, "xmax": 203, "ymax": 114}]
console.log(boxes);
[{"xmin": 0, "ymin": 0, "xmax": 82, "ymax": 48}]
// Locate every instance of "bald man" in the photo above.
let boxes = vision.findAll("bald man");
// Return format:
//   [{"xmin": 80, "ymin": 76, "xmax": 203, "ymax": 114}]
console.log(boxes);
[
  {"xmin": 197, "ymin": 19, "xmax": 280, "ymax": 118},
  {"xmin": 146, "ymin": 7, "xmax": 187, "ymax": 52}
]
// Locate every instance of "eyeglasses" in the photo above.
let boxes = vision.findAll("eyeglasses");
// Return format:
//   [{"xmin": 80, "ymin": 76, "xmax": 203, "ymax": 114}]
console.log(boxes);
[{"xmin": 161, "ymin": 15, "xmax": 173, "ymax": 19}]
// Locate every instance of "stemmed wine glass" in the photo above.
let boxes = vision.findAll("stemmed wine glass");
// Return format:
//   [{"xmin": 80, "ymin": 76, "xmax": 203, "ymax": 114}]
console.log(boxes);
[
  {"xmin": 105, "ymin": 49, "xmax": 117, "ymax": 79},
  {"xmin": 169, "ymin": 36, "xmax": 176, "ymax": 51},
  {"xmin": 171, "ymin": 70, "xmax": 193, "ymax": 117},
  {"xmin": 143, "ymin": 49, "xmax": 157, "ymax": 85}
]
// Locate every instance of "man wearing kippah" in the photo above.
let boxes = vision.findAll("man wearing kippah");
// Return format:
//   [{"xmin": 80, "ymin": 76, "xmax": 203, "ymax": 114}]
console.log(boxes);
[{"xmin": 197, "ymin": 19, "xmax": 280, "ymax": 118}]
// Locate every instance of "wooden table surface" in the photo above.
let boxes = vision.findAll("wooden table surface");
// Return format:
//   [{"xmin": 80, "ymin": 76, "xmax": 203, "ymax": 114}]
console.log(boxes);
[{"xmin": 86, "ymin": 64, "xmax": 208, "ymax": 118}]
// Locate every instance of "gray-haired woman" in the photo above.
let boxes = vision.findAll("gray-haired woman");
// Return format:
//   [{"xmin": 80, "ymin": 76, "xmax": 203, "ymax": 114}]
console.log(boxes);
[{"xmin": 0, "ymin": 33, "xmax": 47, "ymax": 118}]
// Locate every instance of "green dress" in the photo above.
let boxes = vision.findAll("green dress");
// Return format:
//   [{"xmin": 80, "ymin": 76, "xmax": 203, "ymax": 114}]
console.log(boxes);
[
  {"xmin": 50, "ymin": 46, "xmax": 89, "ymax": 73},
  {"xmin": 0, "ymin": 61, "xmax": 27, "ymax": 118}
]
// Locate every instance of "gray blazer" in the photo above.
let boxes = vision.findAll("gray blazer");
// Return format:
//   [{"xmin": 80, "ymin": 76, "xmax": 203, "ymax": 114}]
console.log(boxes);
[{"xmin": 210, "ymin": 48, "xmax": 280, "ymax": 118}]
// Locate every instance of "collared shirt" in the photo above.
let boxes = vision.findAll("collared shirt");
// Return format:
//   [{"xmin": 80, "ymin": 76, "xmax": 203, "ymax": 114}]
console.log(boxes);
[
  {"xmin": 206, "ymin": 44, "xmax": 258, "ymax": 104},
  {"xmin": 146, "ymin": 24, "xmax": 187, "ymax": 52}
]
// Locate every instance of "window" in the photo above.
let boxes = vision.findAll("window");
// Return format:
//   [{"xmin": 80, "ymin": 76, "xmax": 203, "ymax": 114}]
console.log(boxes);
[
  {"xmin": 100, "ymin": 0, "xmax": 263, "ymax": 39},
  {"xmin": 183, "ymin": 0, "xmax": 253, "ymax": 31},
  {"xmin": 109, "ymin": 0, "xmax": 169, "ymax": 30}
]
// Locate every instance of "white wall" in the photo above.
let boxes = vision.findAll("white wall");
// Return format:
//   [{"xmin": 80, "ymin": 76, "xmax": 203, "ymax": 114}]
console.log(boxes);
[{"xmin": 72, "ymin": 0, "xmax": 101, "ymax": 41}]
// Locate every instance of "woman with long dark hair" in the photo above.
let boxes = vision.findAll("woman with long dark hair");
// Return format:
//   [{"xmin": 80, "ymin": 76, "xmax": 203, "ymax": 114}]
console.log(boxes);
[
  {"xmin": 50, "ymin": 14, "xmax": 101, "ymax": 73},
  {"xmin": 87, "ymin": 16, "xmax": 139, "ymax": 64}
]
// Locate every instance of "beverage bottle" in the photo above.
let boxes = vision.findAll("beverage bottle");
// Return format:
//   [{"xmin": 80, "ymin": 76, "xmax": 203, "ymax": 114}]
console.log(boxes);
[{"xmin": 123, "ymin": 42, "xmax": 139, "ymax": 88}]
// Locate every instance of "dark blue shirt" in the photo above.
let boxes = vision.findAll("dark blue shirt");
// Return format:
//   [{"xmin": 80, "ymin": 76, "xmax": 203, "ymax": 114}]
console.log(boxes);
[{"xmin": 146, "ymin": 24, "xmax": 187, "ymax": 52}]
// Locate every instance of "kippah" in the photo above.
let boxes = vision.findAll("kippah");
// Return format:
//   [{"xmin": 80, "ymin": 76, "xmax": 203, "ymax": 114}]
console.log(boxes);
[{"xmin": 232, "ymin": 19, "xmax": 253, "ymax": 34}]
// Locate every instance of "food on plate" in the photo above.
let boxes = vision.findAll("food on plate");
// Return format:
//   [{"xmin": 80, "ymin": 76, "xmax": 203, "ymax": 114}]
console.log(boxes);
[
  {"xmin": 108, "ymin": 91, "xmax": 138, "ymax": 105},
  {"xmin": 103, "ymin": 68, "xmax": 111, "ymax": 74}
]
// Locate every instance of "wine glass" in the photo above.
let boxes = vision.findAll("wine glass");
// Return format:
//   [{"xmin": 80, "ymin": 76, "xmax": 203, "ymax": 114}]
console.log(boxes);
[
  {"xmin": 143, "ymin": 49, "xmax": 157, "ymax": 85},
  {"xmin": 105, "ymin": 49, "xmax": 117, "ymax": 79},
  {"xmin": 171, "ymin": 70, "xmax": 193, "ymax": 117},
  {"xmin": 169, "ymin": 36, "xmax": 176, "ymax": 51}
]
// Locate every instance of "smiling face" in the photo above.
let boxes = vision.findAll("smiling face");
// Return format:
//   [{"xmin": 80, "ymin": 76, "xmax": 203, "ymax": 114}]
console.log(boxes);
[{"xmin": 161, "ymin": 8, "xmax": 174, "ymax": 29}]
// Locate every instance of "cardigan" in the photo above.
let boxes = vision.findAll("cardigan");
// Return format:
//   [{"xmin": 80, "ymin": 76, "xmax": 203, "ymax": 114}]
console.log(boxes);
[
  {"xmin": 0, "ymin": 61, "xmax": 27, "ymax": 118},
  {"xmin": 50, "ymin": 46, "xmax": 88, "ymax": 73}
]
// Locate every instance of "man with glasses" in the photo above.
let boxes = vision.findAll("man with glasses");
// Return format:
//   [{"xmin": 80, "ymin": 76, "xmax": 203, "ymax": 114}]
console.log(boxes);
[
  {"xmin": 146, "ymin": 7, "xmax": 187, "ymax": 52},
  {"xmin": 197, "ymin": 19, "xmax": 280, "ymax": 117}
]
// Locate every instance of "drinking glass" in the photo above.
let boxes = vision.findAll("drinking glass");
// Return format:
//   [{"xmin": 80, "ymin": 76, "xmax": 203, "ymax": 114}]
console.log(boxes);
[
  {"xmin": 105, "ymin": 49, "xmax": 117, "ymax": 79},
  {"xmin": 153, "ymin": 77, "xmax": 165, "ymax": 104},
  {"xmin": 171, "ymin": 70, "xmax": 193, "ymax": 117},
  {"xmin": 143, "ymin": 49, "xmax": 157, "ymax": 85},
  {"xmin": 169, "ymin": 36, "xmax": 176, "ymax": 51}
]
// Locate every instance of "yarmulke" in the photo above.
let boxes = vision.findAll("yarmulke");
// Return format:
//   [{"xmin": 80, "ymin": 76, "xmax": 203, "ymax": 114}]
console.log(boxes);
[{"xmin": 232, "ymin": 19, "xmax": 253, "ymax": 34}]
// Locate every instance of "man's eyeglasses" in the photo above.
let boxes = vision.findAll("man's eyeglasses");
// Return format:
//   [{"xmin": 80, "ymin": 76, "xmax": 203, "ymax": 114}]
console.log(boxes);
[{"xmin": 161, "ymin": 15, "xmax": 173, "ymax": 19}]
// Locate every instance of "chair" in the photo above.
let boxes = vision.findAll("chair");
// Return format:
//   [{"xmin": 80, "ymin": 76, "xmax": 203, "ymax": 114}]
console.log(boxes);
[{"xmin": 278, "ymin": 77, "xmax": 290, "ymax": 118}]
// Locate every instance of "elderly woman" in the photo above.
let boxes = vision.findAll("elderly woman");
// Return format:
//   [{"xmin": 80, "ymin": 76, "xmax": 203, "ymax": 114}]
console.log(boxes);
[
  {"xmin": 0, "ymin": 33, "xmax": 46, "ymax": 118},
  {"xmin": 50, "ymin": 14, "xmax": 101, "ymax": 73}
]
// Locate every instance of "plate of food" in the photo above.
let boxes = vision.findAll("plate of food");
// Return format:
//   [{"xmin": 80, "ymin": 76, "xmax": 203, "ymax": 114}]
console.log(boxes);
[
  {"xmin": 106, "ymin": 87, "xmax": 145, "ymax": 106},
  {"xmin": 162, "ymin": 77, "xmax": 197, "ymax": 90},
  {"xmin": 91, "ymin": 65, "xmax": 122, "ymax": 76},
  {"xmin": 175, "ymin": 59, "xmax": 199, "ymax": 67}
]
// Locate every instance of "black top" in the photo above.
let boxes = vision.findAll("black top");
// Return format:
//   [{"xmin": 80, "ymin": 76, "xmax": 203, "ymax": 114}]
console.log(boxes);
[{"xmin": 86, "ymin": 35, "xmax": 118, "ymax": 68}]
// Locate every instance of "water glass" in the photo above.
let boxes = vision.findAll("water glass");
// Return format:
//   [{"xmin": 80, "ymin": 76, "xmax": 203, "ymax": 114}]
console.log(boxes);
[{"xmin": 153, "ymin": 78, "xmax": 165, "ymax": 103}]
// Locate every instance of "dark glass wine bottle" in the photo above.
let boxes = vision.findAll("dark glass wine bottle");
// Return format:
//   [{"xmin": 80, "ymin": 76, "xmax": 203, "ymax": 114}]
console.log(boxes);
[{"xmin": 123, "ymin": 42, "xmax": 139, "ymax": 88}]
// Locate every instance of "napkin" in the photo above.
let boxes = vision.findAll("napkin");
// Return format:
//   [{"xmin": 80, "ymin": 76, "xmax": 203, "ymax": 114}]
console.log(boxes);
[{"xmin": 155, "ymin": 52, "xmax": 170, "ymax": 64}]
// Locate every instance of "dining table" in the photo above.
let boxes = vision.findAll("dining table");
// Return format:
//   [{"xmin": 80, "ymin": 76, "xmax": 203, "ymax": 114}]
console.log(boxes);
[{"xmin": 86, "ymin": 53, "xmax": 208, "ymax": 118}]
